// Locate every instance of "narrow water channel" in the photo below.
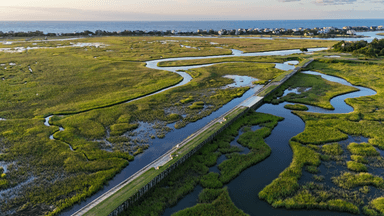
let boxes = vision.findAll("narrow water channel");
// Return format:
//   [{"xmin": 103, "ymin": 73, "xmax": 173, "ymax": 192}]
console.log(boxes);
[
  {"xmin": 60, "ymin": 48, "xmax": 314, "ymax": 215},
  {"xmin": 162, "ymin": 71, "xmax": 377, "ymax": 216}
]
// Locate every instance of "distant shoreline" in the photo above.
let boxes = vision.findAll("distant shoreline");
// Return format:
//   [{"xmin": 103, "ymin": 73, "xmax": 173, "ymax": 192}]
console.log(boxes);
[{"xmin": 0, "ymin": 26, "xmax": 380, "ymax": 40}]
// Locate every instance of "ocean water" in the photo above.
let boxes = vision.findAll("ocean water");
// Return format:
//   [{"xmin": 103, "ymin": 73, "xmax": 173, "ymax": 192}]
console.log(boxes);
[{"xmin": 1, "ymin": 19, "xmax": 384, "ymax": 34}]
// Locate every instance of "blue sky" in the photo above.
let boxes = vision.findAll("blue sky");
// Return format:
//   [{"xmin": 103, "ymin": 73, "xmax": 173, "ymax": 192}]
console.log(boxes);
[{"xmin": 0, "ymin": 0, "xmax": 383, "ymax": 21}]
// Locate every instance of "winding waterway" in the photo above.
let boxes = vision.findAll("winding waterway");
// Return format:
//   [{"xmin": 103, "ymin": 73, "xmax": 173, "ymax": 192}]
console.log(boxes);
[
  {"xmin": 59, "ymin": 48, "xmax": 323, "ymax": 215},
  {"xmin": 162, "ymin": 71, "xmax": 377, "ymax": 216},
  {"xmin": 52, "ymin": 34, "xmax": 380, "ymax": 215}
]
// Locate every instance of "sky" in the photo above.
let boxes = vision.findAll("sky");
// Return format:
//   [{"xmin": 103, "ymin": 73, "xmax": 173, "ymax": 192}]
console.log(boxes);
[{"xmin": 0, "ymin": 0, "xmax": 384, "ymax": 21}]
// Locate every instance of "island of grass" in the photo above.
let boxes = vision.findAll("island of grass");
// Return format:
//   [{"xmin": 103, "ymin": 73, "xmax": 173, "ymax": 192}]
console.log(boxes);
[
  {"xmin": 264, "ymin": 72, "xmax": 358, "ymax": 110},
  {"xmin": 113, "ymin": 111, "xmax": 283, "ymax": 216},
  {"xmin": 284, "ymin": 104, "xmax": 309, "ymax": 111},
  {"xmin": 259, "ymin": 58, "xmax": 384, "ymax": 215},
  {"xmin": 347, "ymin": 161, "xmax": 367, "ymax": 172}
]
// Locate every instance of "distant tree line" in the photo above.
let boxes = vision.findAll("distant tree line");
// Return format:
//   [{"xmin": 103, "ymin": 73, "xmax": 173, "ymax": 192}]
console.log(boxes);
[{"xmin": 333, "ymin": 39, "xmax": 384, "ymax": 58}]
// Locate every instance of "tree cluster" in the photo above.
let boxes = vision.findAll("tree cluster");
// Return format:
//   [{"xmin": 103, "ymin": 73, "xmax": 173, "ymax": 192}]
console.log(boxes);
[{"xmin": 333, "ymin": 39, "xmax": 384, "ymax": 58}]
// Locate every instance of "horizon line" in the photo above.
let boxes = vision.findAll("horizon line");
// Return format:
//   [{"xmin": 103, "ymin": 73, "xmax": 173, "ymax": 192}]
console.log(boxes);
[{"xmin": 2, "ymin": 18, "xmax": 384, "ymax": 22}]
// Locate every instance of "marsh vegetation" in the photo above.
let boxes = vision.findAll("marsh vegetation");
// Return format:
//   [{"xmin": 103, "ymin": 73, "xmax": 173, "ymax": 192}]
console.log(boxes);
[
  {"xmin": 259, "ymin": 58, "xmax": 384, "ymax": 215},
  {"xmin": 0, "ymin": 36, "xmax": 337, "ymax": 215}
]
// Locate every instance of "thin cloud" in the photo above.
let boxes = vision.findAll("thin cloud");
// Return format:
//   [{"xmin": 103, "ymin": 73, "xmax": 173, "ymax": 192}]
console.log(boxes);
[
  {"xmin": 278, "ymin": 0, "xmax": 301, "ymax": 2},
  {"xmin": 314, "ymin": 0, "xmax": 358, "ymax": 5}
]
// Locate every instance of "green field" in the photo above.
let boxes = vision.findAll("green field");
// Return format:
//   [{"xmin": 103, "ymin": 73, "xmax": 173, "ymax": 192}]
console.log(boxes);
[
  {"xmin": 0, "ymin": 36, "xmax": 338, "ymax": 215},
  {"xmin": 157, "ymin": 55, "xmax": 291, "ymax": 67}
]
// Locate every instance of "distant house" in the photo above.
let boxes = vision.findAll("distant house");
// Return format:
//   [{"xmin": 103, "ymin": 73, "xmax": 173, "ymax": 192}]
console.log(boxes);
[
  {"xmin": 343, "ymin": 26, "xmax": 351, "ymax": 30},
  {"xmin": 264, "ymin": 28, "xmax": 271, "ymax": 33},
  {"xmin": 347, "ymin": 30, "xmax": 356, "ymax": 35},
  {"xmin": 370, "ymin": 26, "xmax": 377, "ymax": 30},
  {"xmin": 304, "ymin": 32, "xmax": 314, "ymax": 36},
  {"xmin": 197, "ymin": 29, "xmax": 203, "ymax": 34},
  {"xmin": 272, "ymin": 30, "xmax": 280, "ymax": 34},
  {"xmin": 378, "ymin": 26, "xmax": 384, "ymax": 30}
]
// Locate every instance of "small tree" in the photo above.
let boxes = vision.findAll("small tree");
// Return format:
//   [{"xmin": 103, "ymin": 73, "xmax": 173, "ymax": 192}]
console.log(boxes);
[{"xmin": 300, "ymin": 48, "xmax": 308, "ymax": 52}]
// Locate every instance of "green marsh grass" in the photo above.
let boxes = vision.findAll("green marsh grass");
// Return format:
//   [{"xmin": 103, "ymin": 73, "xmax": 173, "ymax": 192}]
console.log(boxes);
[
  {"xmin": 265, "ymin": 72, "xmax": 358, "ymax": 110},
  {"xmin": 347, "ymin": 143, "xmax": 380, "ymax": 156},
  {"xmin": 157, "ymin": 56, "xmax": 289, "ymax": 67},
  {"xmin": 331, "ymin": 172, "xmax": 384, "ymax": 189},
  {"xmin": 322, "ymin": 143, "xmax": 344, "ymax": 156},
  {"xmin": 0, "ymin": 37, "xmax": 340, "ymax": 215},
  {"xmin": 351, "ymin": 155, "xmax": 368, "ymax": 164},
  {"xmin": 198, "ymin": 188, "xmax": 226, "ymax": 203},
  {"xmin": 347, "ymin": 161, "xmax": 368, "ymax": 172},
  {"xmin": 200, "ymin": 172, "xmax": 223, "ymax": 189},
  {"xmin": 258, "ymin": 141, "xmax": 321, "ymax": 204},
  {"xmin": 122, "ymin": 111, "xmax": 281, "ymax": 216},
  {"xmin": 172, "ymin": 188, "xmax": 248, "ymax": 216},
  {"xmin": 284, "ymin": 104, "xmax": 309, "ymax": 111}
]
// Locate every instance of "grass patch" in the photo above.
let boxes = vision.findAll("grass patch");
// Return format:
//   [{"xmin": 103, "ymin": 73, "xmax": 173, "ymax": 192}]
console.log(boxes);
[
  {"xmin": 158, "ymin": 55, "xmax": 288, "ymax": 67},
  {"xmin": 305, "ymin": 166, "xmax": 319, "ymax": 174},
  {"xmin": 313, "ymin": 175, "xmax": 325, "ymax": 182},
  {"xmin": 322, "ymin": 143, "xmax": 344, "ymax": 156},
  {"xmin": 200, "ymin": 172, "xmax": 223, "ymax": 189},
  {"xmin": 331, "ymin": 172, "xmax": 384, "ymax": 189},
  {"xmin": 188, "ymin": 101, "xmax": 205, "ymax": 110},
  {"xmin": 265, "ymin": 72, "xmax": 358, "ymax": 110},
  {"xmin": 258, "ymin": 141, "xmax": 320, "ymax": 204},
  {"xmin": 272, "ymin": 190, "xmax": 360, "ymax": 214},
  {"xmin": 347, "ymin": 143, "xmax": 379, "ymax": 156},
  {"xmin": 351, "ymin": 155, "xmax": 368, "ymax": 164},
  {"xmin": 371, "ymin": 197, "xmax": 384, "ymax": 214},
  {"xmin": 347, "ymin": 161, "xmax": 368, "ymax": 172},
  {"xmin": 359, "ymin": 186, "xmax": 370, "ymax": 194},
  {"xmin": 284, "ymin": 104, "xmax": 309, "ymax": 111},
  {"xmin": 172, "ymin": 188, "xmax": 248, "ymax": 216},
  {"xmin": 198, "ymin": 188, "xmax": 226, "ymax": 203}
]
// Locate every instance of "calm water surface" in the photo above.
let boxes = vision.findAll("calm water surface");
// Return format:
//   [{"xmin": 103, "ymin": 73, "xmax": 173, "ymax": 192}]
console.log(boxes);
[{"xmin": 162, "ymin": 70, "xmax": 377, "ymax": 215}]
